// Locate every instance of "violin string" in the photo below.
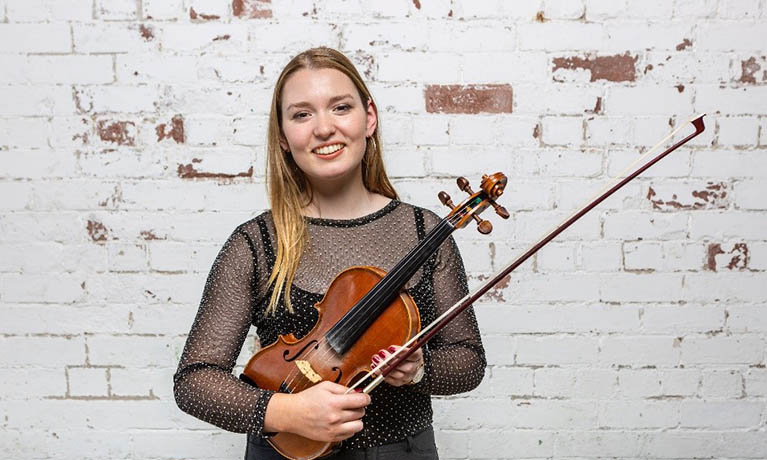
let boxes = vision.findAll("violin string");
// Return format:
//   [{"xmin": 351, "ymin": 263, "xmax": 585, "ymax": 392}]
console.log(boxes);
[
  {"xmin": 347, "ymin": 114, "xmax": 704, "ymax": 395},
  {"xmin": 282, "ymin": 212, "xmax": 466, "ymax": 394}
]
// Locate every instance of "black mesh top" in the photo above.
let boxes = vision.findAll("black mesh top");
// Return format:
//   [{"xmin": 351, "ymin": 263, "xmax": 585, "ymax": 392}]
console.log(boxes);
[{"xmin": 173, "ymin": 200, "xmax": 486, "ymax": 449}]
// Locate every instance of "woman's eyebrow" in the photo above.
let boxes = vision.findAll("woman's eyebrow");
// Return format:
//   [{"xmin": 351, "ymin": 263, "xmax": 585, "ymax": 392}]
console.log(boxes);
[{"xmin": 285, "ymin": 94, "xmax": 354, "ymax": 112}]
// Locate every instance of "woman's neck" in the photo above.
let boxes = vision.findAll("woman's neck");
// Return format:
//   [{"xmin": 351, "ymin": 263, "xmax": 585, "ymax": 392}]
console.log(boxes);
[{"xmin": 303, "ymin": 171, "xmax": 390, "ymax": 220}]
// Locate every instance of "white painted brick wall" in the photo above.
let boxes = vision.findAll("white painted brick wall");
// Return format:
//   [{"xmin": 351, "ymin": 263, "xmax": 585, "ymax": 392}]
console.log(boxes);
[{"xmin": 1, "ymin": 1, "xmax": 766, "ymax": 459}]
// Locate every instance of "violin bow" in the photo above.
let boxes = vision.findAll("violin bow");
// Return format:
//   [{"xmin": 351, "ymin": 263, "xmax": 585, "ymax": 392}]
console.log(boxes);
[{"xmin": 347, "ymin": 113, "xmax": 707, "ymax": 394}]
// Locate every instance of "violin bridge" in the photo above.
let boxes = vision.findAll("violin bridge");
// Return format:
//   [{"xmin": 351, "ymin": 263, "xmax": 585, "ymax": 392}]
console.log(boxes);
[{"xmin": 295, "ymin": 360, "xmax": 323, "ymax": 383}]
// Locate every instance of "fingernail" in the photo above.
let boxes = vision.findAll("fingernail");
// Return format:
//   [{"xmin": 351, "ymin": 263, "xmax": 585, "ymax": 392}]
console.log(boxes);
[
  {"xmin": 370, "ymin": 361, "xmax": 377, "ymax": 369},
  {"xmin": 354, "ymin": 388, "xmax": 362, "ymax": 393},
  {"xmin": 372, "ymin": 355, "xmax": 380, "ymax": 363},
  {"xmin": 378, "ymin": 351, "xmax": 387, "ymax": 359},
  {"xmin": 388, "ymin": 345, "xmax": 396, "ymax": 353}
]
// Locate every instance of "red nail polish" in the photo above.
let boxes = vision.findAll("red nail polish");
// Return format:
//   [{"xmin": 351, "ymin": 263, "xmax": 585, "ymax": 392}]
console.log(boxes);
[
  {"xmin": 354, "ymin": 388, "xmax": 362, "ymax": 393},
  {"xmin": 388, "ymin": 345, "xmax": 396, "ymax": 353},
  {"xmin": 371, "ymin": 362, "xmax": 377, "ymax": 369},
  {"xmin": 378, "ymin": 351, "xmax": 386, "ymax": 358}
]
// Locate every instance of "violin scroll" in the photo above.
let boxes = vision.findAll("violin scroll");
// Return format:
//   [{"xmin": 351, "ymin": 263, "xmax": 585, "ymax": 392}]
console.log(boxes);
[{"xmin": 438, "ymin": 172, "xmax": 509, "ymax": 234}]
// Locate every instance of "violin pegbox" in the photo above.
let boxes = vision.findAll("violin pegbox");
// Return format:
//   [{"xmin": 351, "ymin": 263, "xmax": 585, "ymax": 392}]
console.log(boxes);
[{"xmin": 438, "ymin": 172, "xmax": 510, "ymax": 234}]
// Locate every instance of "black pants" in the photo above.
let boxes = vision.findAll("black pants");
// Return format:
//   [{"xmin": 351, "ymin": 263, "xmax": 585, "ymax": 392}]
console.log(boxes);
[{"xmin": 245, "ymin": 426, "xmax": 439, "ymax": 460}]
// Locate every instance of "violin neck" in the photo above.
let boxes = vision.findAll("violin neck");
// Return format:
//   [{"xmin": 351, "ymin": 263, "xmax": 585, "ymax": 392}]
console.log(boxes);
[{"xmin": 325, "ymin": 217, "xmax": 457, "ymax": 355}]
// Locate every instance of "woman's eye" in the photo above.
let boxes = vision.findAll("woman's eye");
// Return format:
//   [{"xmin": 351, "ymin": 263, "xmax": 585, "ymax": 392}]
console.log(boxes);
[
  {"xmin": 292, "ymin": 111, "xmax": 310, "ymax": 120},
  {"xmin": 335, "ymin": 104, "xmax": 352, "ymax": 112}
]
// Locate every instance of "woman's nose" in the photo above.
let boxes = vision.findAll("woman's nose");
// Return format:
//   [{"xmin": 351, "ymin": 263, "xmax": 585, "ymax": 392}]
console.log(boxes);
[{"xmin": 313, "ymin": 112, "xmax": 336, "ymax": 138}]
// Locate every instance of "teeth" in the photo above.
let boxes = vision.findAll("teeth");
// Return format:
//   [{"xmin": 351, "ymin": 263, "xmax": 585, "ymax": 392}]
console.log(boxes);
[{"xmin": 313, "ymin": 143, "xmax": 344, "ymax": 155}]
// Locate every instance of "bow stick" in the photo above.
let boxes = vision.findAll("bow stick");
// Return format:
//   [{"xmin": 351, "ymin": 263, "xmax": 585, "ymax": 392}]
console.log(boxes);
[{"xmin": 346, "ymin": 113, "xmax": 707, "ymax": 394}]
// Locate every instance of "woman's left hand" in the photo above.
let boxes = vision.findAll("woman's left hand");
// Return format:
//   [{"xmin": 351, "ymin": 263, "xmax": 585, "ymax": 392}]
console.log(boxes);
[{"xmin": 370, "ymin": 345, "xmax": 424, "ymax": 387}]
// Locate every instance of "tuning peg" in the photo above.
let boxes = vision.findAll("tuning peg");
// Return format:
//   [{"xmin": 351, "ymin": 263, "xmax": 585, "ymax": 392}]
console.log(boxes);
[
  {"xmin": 438, "ymin": 191, "xmax": 455, "ymax": 210},
  {"xmin": 456, "ymin": 176, "xmax": 474, "ymax": 195},
  {"xmin": 473, "ymin": 215, "xmax": 493, "ymax": 234},
  {"xmin": 491, "ymin": 201, "xmax": 510, "ymax": 219}
]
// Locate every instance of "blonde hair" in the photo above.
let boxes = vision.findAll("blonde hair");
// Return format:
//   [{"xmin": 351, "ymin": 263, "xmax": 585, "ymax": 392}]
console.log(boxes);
[{"xmin": 265, "ymin": 47, "xmax": 397, "ymax": 314}]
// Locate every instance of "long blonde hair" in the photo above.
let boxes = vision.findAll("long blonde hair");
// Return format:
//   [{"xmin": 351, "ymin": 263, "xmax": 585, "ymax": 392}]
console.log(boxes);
[{"xmin": 265, "ymin": 47, "xmax": 397, "ymax": 314}]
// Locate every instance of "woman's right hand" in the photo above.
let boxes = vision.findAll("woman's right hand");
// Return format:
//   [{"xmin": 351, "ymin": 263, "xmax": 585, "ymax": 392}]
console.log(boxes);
[{"xmin": 264, "ymin": 381, "xmax": 371, "ymax": 442}]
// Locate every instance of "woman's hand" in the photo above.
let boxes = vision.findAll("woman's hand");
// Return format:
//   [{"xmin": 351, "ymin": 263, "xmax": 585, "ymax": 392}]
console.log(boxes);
[
  {"xmin": 264, "ymin": 381, "xmax": 370, "ymax": 442},
  {"xmin": 371, "ymin": 345, "xmax": 424, "ymax": 387}
]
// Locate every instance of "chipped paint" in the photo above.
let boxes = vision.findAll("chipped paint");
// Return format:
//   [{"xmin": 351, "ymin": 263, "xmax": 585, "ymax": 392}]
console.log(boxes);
[
  {"xmin": 647, "ymin": 182, "xmax": 728, "ymax": 211},
  {"xmin": 140, "ymin": 230, "xmax": 162, "ymax": 240},
  {"xmin": 139, "ymin": 24, "xmax": 154, "ymax": 41},
  {"xmin": 97, "ymin": 120, "xmax": 136, "ymax": 146},
  {"xmin": 87, "ymin": 220, "xmax": 109, "ymax": 242},
  {"xmin": 233, "ymin": 0, "xmax": 273, "ymax": 19},
  {"xmin": 412, "ymin": 0, "xmax": 422, "ymax": 9},
  {"xmin": 98, "ymin": 185, "xmax": 123, "ymax": 208},
  {"xmin": 675, "ymin": 84, "xmax": 685, "ymax": 93},
  {"xmin": 675, "ymin": 38, "xmax": 692, "ymax": 51},
  {"xmin": 425, "ymin": 84, "xmax": 513, "ymax": 114},
  {"xmin": 177, "ymin": 163, "xmax": 254, "ymax": 179},
  {"xmin": 706, "ymin": 242, "xmax": 749, "ymax": 271},
  {"xmin": 535, "ymin": 11, "xmax": 547, "ymax": 22},
  {"xmin": 189, "ymin": 7, "xmax": 220, "ymax": 21},
  {"xmin": 739, "ymin": 57, "xmax": 764, "ymax": 84},
  {"xmin": 156, "ymin": 115, "xmax": 185, "ymax": 143},
  {"xmin": 532, "ymin": 124, "xmax": 540, "ymax": 139},
  {"xmin": 552, "ymin": 53, "xmax": 637, "ymax": 82}
]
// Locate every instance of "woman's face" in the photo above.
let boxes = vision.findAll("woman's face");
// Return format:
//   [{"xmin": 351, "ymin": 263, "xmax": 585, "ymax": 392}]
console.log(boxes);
[{"xmin": 279, "ymin": 67, "xmax": 377, "ymax": 188}]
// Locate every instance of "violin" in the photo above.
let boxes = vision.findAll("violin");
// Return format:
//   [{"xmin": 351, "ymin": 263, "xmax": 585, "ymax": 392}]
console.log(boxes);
[{"xmin": 239, "ymin": 173, "xmax": 510, "ymax": 460}]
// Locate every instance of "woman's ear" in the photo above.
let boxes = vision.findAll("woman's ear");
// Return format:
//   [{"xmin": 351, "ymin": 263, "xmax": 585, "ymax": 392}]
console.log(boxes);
[
  {"xmin": 365, "ymin": 99, "xmax": 378, "ymax": 138},
  {"xmin": 279, "ymin": 134, "xmax": 289, "ymax": 153}
]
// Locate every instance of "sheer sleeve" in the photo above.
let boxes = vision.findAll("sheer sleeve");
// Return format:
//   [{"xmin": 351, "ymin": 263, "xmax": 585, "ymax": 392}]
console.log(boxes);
[
  {"xmin": 411, "ymin": 221, "xmax": 487, "ymax": 395},
  {"xmin": 173, "ymin": 228, "xmax": 274, "ymax": 435}
]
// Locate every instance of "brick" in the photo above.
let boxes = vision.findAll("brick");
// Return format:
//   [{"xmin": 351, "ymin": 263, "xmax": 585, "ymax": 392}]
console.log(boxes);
[
  {"xmin": 555, "ymin": 431, "xmax": 642, "ymax": 457},
  {"xmin": 469, "ymin": 430, "xmax": 555, "ymax": 458},
  {"xmin": 749, "ymin": 242, "xmax": 767, "ymax": 270},
  {"xmin": 68, "ymin": 366, "xmax": 109, "ymax": 397},
  {"xmin": 107, "ymin": 242, "xmax": 147, "ymax": 272},
  {"xmin": 0, "ymin": 336, "xmax": 84, "ymax": 366},
  {"xmin": 148, "ymin": 242, "xmax": 219, "ymax": 272},
  {"xmin": 646, "ymin": 181, "xmax": 729, "ymax": 211},
  {"xmin": 448, "ymin": 116, "xmax": 499, "ymax": 144},
  {"xmin": 618, "ymin": 369, "xmax": 662, "ymax": 397},
  {"xmin": 555, "ymin": 179, "xmax": 643, "ymax": 211},
  {"xmin": 425, "ymin": 85, "xmax": 512, "ymax": 114},
  {"xmin": 681, "ymin": 400, "xmax": 763, "ymax": 428},
  {"xmin": 248, "ymin": 21, "xmax": 340, "ymax": 52},
  {"xmin": 643, "ymin": 52, "xmax": 731, "ymax": 84},
  {"xmin": 700, "ymin": 369, "xmax": 743, "ymax": 398},
  {"xmin": 142, "ymin": 0, "xmax": 184, "ymax": 20},
  {"xmin": 496, "ymin": 117, "xmax": 540, "ymax": 147},
  {"xmin": 513, "ymin": 400, "xmax": 597, "ymax": 429},
  {"xmin": 606, "ymin": 148, "xmax": 691, "ymax": 179},
  {"xmin": 696, "ymin": 85, "xmax": 767, "ymax": 114},
  {"xmin": 603, "ymin": 211, "xmax": 687, "ymax": 239},
  {"xmin": 697, "ymin": 23, "xmax": 767, "ymax": 50},
  {"xmin": 84, "ymin": 272, "xmax": 204, "ymax": 305},
  {"xmin": 599, "ymin": 400, "xmax": 679, "ymax": 428},
  {"xmin": 0, "ymin": 211, "xmax": 85, "ymax": 242},
  {"xmin": 516, "ymin": 149, "xmax": 602, "ymax": 178},
  {"xmin": 541, "ymin": 116, "xmax": 582, "ymax": 146},
  {"xmin": 268, "ymin": 0, "xmax": 314, "ymax": 18},
  {"xmin": 0, "ymin": 304, "xmax": 129, "ymax": 335},
  {"xmin": 745, "ymin": 368, "xmax": 767, "ymax": 397},
  {"xmin": 514, "ymin": 83, "xmax": 602, "ymax": 115},
  {"xmin": 606, "ymin": 86, "xmax": 693, "ymax": 115},
  {"xmin": 6, "ymin": 0, "xmax": 92, "ymax": 21},
  {"xmin": 490, "ymin": 366, "xmax": 533, "ymax": 396},
  {"xmin": 384, "ymin": 146, "xmax": 426, "ymax": 178},
  {"xmin": 116, "ymin": 54, "xmax": 199, "ymax": 83},
  {"xmin": 660, "ymin": 368, "xmax": 700, "ymax": 396},
  {"xmin": 685, "ymin": 272, "xmax": 767, "ymax": 302},
  {"xmin": 0, "ymin": 117, "xmax": 49, "ymax": 149},
  {"xmin": 604, "ymin": 23, "xmax": 692, "ymax": 51},
  {"xmin": 643, "ymin": 305, "xmax": 725, "ymax": 334},
  {"xmin": 433, "ymin": 430, "xmax": 469, "ymax": 458},
  {"xmin": 717, "ymin": 116, "xmax": 760, "ymax": 147},
  {"xmin": 0, "ymin": 86, "xmax": 75, "ymax": 116},
  {"xmin": 641, "ymin": 432, "xmax": 722, "ymax": 458},
  {"xmin": 682, "ymin": 335, "xmax": 764, "ymax": 365},
  {"xmin": 2, "ymin": 273, "xmax": 85, "ymax": 303},
  {"xmin": 585, "ymin": 117, "xmax": 632, "ymax": 146},
  {"xmin": 0, "ymin": 182, "xmax": 31, "ymax": 210},
  {"xmin": 378, "ymin": 114, "xmax": 413, "ymax": 146},
  {"xmin": 516, "ymin": 336, "xmax": 599, "ymax": 365},
  {"xmin": 672, "ymin": 0, "xmax": 718, "ymax": 18},
  {"xmin": 428, "ymin": 146, "xmax": 510, "ymax": 178},
  {"xmin": 0, "ymin": 368, "xmax": 64, "ymax": 398},
  {"xmin": 461, "ymin": 52, "xmax": 549, "ymax": 83},
  {"xmin": 600, "ymin": 336, "xmax": 681, "ymax": 366},
  {"xmin": 110, "ymin": 367, "xmax": 173, "ymax": 397},
  {"xmin": 232, "ymin": 0, "xmax": 271, "ymax": 18},
  {"xmin": 96, "ymin": 0, "xmax": 138, "ymax": 20},
  {"xmin": 601, "ymin": 273, "xmax": 686, "ymax": 302},
  {"xmin": 580, "ymin": 241, "xmax": 622, "ymax": 272},
  {"xmin": 553, "ymin": 53, "xmax": 637, "ymax": 83},
  {"xmin": 25, "ymin": 56, "xmax": 114, "ymax": 85},
  {"xmin": 689, "ymin": 211, "xmax": 767, "ymax": 239},
  {"xmin": 536, "ymin": 242, "xmax": 576, "ymax": 272},
  {"xmin": 727, "ymin": 306, "xmax": 767, "ymax": 332},
  {"xmin": 518, "ymin": 23, "xmax": 606, "ymax": 50},
  {"xmin": 736, "ymin": 56, "xmax": 767, "ymax": 84},
  {"xmin": 86, "ymin": 335, "xmax": 179, "ymax": 367},
  {"xmin": 705, "ymin": 242, "xmax": 749, "ymax": 272},
  {"xmin": 453, "ymin": 0, "xmax": 541, "ymax": 20},
  {"xmin": 0, "ymin": 23, "xmax": 70, "ymax": 52},
  {"xmin": 78, "ymin": 150, "xmax": 165, "ymax": 179},
  {"xmin": 160, "ymin": 23, "xmax": 248, "ymax": 53}
]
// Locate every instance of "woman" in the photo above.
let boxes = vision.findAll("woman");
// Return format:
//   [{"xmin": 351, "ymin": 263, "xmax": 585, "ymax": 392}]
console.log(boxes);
[{"xmin": 173, "ymin": 47, "xmax": 486, "ymax": 460}]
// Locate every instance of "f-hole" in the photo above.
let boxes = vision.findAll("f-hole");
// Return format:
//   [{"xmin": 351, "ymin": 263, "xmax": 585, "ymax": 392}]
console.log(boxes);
[{"xmin": 283, "ymin": 340, "xmax": 319, "ymax": 362}]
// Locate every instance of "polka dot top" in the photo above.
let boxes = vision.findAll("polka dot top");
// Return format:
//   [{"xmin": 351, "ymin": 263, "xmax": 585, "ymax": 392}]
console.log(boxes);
[{"xmin": 173, "ymin": 200, "xmax": 486, "ymax": 449}]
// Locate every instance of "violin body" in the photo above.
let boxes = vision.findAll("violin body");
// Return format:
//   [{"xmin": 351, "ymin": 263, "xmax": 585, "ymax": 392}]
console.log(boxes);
[{"xmin": 241, "ymin": 265, "xmax": 421, "ymax": 460}]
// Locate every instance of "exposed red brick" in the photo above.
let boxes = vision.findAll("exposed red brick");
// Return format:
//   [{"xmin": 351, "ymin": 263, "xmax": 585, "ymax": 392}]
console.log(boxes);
[
  {"xmin": 97, "ymin": 120, "xmax": 135, "ymax": 146},
  {"xmin": 177, "ymin": 164, "xmax": 254, "ymax": 179},
  {"xmin": 448, "ymin": 9, "xmax": 453, "ymax": 17},
  {"xmin": 532, "ymin": 124, "xmax": 540, "ymax": 139},
  {"xmin": 476, "ymin": 273, "xmax": 511, "ymax": 303},
  {"xmin": 412, "ymin": 0, "xmax": 421, "ymax": 9},
  {"xmin": 213, "ymin": 34, "xmax": 231, "ymax": 41},
  {"xmin": 675, "ymin": 38, "xmax": 692, "ymax": 51},
  {"xmin": 72, "ymin": 87, "xmax": 92, "ymax": 113},
  {"xmin": 675, "ymin": 84, "xmax": 685, "ymax": 93},
  {"xmin": 552, "ymin": 53, "xmax": 637, "ymax": 82},
  {"xmin": 190, "ymin": 7, "xmax": 220, "ymax": 20},
  {"xmin": 156, "ymin": 115, "xmax": 185, "ymax": 144},
  {"xmin": 587, "ymin": 96, "xmax": 603, "ymax": 114},
  {"xmin": 647, "ymin": 182, "xmax": 728, "ymax": 211},
  {"xmin": 425, "ymin": 84, "xmax": 513, "ymax": 114},
  {"xmin": 535, "ymin": 11, "xmax": 547, "ymax": 22},
  {"xmin": 98, "ymin": 185, "xmax": 123, "ymax": 207},
  {"xmin": 232, "ymin": 0, "xmax": 272, "ymax": 18},
  {"xmin": 87, "ymin": 220, "xmax": 109, "ymax": 242},
  {"xmin": 739, "ymin": 57, "xmax": 764, "ymax": 84},
  {"xmin": 139, "ymin": 24, "xmax": 154, "ymax": 41},
  {"xmin": 706, "ymin": 242, "xmax": 749, "ymax": 271}
]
